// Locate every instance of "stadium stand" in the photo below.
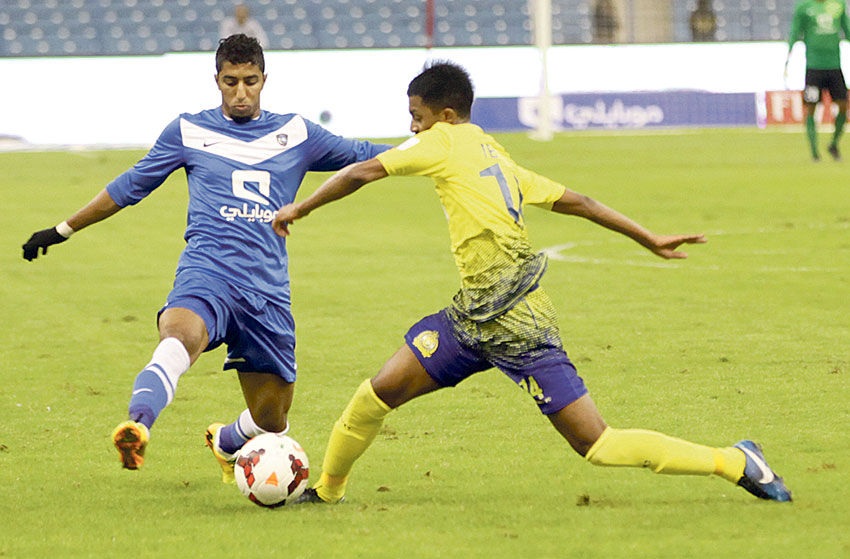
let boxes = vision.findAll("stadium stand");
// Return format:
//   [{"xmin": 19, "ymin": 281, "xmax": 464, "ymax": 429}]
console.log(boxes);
[
  {"xmin": 673, "ymin": 0, "xmax": 789, "ymax": 42},
  {"xmin": 0, "ymin": 0, "xmax": 794, "ymax": 57}
]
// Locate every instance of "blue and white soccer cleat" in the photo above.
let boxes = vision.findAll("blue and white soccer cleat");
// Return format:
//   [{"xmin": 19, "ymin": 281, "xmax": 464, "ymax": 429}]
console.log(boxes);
[{"xmin": 734, "ymin": 440, "xmax": 792, "ymax": 502}]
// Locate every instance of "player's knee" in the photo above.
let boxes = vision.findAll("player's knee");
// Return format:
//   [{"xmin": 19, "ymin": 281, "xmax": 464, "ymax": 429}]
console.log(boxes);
[
  {"xmin": 370, "ymin": 372, "xmax": 437, "ymax": 409},
  {"xmin": 371, "ymin": 361, "xmax": 411, "ymax": 408},
  {"xmin": 157, "ymin": 311, "xmax": 208, "ymax": 360},
  {"xmin": 371, "ymin": 348, "xmax": 441, "ymax": 408},
  {"xmin": 370, "ymin": 377, "xmax": 404, "ymax": 409}
]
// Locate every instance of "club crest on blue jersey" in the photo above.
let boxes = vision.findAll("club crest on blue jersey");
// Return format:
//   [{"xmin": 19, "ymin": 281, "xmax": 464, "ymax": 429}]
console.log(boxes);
[
  {"xmin": 276, "ymin": 133, "xmax": 288, "ymax": 146},
  {"xmin": 412, "ymin": 330, "xmax": 439, "ymax": 358}
]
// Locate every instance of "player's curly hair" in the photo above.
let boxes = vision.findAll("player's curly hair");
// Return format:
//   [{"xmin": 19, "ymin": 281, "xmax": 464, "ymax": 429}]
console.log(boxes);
[
  {"xmin": 216, "ymin": 34, "xmax": 264, "ymax": 73},
  {"xmin": 408, "ymin": 61, "xmax": 474, "ymax": 118}
]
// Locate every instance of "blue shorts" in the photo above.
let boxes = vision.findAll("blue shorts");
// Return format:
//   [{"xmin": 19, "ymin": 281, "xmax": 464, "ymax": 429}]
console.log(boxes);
[
  {"xmin": 159, "ymin": 271, "xmax": 296, "ymax": 381},
  {"xmin": 404, "ymin": 298, "xmax": 587, "ymax": 415}
]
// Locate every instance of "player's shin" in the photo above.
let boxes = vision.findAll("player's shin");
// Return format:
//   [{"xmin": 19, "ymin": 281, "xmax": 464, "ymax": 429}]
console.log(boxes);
[
  {"xmin": 315, "ymin": 379, "xmax": 392, "ymax": 502},
  {"xmin": 833, "ymin": 111, "xmax": 846, "ymax": 145},
  {"xmin": 127, "ymin": 337, "xmax": 190, "ymax": 429},
  {"xmin": 806, "ymin": 114, "xmax": 819, "ymax": 159},
  {"xmin": 585, "ymin": 427, "xmax": 745, "ymax": 483}
]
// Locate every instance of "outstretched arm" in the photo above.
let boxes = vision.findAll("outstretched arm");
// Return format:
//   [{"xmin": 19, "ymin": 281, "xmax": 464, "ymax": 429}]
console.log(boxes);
[
  {"xmin": 22, "ymin": 188, "xmax": 122, "ymax": 261},
  {"xmin": 272, "ymin": 158, "xmax": 388, "ymax": 237},
  {"xmin": 551, "ymin": 188, "xmax": 705, "ymax": 259},
  {"xmin": 66, "ymin": 188, "xmax": 123, "ymax": 231}
]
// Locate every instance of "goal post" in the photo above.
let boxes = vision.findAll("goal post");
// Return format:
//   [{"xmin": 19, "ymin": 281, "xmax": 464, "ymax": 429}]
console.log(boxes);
[
  {"xmin": 425, "ymin": 0, "xmax": 553, "ymax": 139},
  {"xmin": 425, "ymin": 0, "xmax": 435, "ymax": 50},
  {"xmin": 530, "ymin": 0, "xmax": 553, "ymax": 141}
]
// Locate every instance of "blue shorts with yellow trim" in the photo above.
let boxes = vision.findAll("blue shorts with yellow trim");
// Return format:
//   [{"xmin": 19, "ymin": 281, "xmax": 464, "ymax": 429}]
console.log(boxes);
[
  {"xmin": 158, "ymin": 270, "xmax": 296, "ymax": 381},
  {"xmin": 404, "ymin": 287, "xmax": 587, "ymax": 415}
]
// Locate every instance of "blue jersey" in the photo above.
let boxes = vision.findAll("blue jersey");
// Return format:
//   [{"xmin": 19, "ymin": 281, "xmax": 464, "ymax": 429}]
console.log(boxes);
[{"xmin": 106, "ymin": 108, "xmax": 389, "ymax": 307}]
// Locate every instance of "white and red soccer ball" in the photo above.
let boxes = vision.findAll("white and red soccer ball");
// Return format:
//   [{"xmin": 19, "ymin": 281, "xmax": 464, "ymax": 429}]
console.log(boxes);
[{"xmin": 234, "ymin": 433, "xmax": 309, "ymax": 507}]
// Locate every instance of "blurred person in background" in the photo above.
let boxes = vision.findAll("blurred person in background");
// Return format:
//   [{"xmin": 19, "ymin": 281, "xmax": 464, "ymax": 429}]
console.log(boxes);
[
  {"xmin": 593, "ymin": 0, "xmax": 620, "ymax": 43},
  {"xmin": 690, "ymin": 0, "xmax": 717, "ymax": 41},
  {"xmin": 787, "ymin": 0, "xmax": 850, "ymax": 161},
  {"xmin": 220, "ymin": 4, "xmax": 269, "ymax": 49}
]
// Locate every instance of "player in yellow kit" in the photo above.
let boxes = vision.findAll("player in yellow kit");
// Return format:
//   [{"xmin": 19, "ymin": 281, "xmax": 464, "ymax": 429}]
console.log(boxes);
[{"xmin": 272, "ymin": 62, "xmax": 792, "ymax": 504}]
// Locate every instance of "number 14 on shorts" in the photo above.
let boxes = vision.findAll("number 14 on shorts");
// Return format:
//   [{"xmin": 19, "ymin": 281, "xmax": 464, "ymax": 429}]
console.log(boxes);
[{"xmin": 518, "ymin": 376, "xmax": 552, "ymax": 404}]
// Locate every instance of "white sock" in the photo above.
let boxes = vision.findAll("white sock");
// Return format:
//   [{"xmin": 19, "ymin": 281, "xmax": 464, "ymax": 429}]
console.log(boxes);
[
  {"xmin": 128, "ymin": 337, "xmax": 191, "ymax": 428},
  {"xmin": 145, "ymin": 337, "xmax": 191, "ymax": 403},
  {"xmin": 217, "ymin": 408, "xmax": 289, "ymax": 456}
]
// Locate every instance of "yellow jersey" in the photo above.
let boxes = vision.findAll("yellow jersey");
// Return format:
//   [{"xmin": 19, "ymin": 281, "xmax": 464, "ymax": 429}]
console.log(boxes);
[{"xmin": 377, "ymin": 122, "xmax": 566, "ymax": 321}]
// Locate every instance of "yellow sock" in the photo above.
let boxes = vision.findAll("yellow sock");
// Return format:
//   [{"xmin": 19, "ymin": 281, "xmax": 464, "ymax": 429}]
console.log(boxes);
[
  {"xmin": 585, "ymin": 427, "xmax": 745, "ymax": 483},
  {"xmin": 314, "ymin": 379, "xmax": 391, "ymax": 503}
]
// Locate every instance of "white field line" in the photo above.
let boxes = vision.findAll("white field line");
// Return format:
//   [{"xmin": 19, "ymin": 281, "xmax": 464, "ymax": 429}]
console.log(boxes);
[{"xmin": 542, "ymin": 222, "xmax": 849, "ymax": 273}]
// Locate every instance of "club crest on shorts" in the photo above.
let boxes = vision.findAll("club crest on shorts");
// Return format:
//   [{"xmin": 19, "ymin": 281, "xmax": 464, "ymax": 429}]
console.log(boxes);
[{"xmin": 412, "ymin": 330, "xmax": 439, "ymax": 358}]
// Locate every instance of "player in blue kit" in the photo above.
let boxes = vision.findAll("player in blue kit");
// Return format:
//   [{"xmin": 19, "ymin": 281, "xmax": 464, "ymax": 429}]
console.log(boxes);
[{"xmin": 21, "ymin": 34, "xmax": 390, "ymax": 479}]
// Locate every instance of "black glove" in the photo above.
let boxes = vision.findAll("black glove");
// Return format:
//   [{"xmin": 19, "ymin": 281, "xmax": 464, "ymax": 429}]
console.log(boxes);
[{"xmin": 22, "ymin": 227, "xmax": 69, "ymax": 261}]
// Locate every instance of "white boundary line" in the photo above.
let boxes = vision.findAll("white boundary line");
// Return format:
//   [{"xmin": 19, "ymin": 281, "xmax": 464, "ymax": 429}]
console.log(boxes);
[{"xmin": 541, "ymin": 223, "xmax": 849, "ymax": 273}]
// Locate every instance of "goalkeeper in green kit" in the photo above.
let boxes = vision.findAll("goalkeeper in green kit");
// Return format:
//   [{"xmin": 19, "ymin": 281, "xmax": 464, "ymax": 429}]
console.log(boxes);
[{"xmin": 787, "ymin": 0, "xmax": 850, "ymax": 161}]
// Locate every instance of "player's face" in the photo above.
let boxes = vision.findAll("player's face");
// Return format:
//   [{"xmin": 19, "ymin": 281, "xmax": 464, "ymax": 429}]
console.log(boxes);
[
  {"xmin": 408, "ymin": 95, "xmax": 466, "ymax": 133},
  {"xmin": 216, "ymin": 61, "xmax": 266, "ymax": 121},
  {"xmin": 408, "ymin": 95, "xmax": 444, "ymax": 133}
]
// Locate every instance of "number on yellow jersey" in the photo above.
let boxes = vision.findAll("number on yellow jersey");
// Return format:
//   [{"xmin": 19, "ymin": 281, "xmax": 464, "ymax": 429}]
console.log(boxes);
[{"xmin": 479, "ymin": 163, "xmax": 524, "ymax": 226}]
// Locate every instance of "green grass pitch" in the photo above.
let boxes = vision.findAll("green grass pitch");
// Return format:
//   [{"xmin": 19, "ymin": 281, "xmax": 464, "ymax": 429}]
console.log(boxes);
[{"xmin": 1, "ymin": 128, "xmax": 848, "ymax": 558}]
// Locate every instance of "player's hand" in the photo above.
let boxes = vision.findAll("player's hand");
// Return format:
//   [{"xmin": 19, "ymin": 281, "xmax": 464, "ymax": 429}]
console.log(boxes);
[
  {"xmin": 648, "ymin": 233, "xmax": 706, "ymax": 259},
  {"xmin": 272, "ymin": 203, "xmax": 307, "ymax": 237},
  {"xmin": 22, "ymin": 227, "xmax": 69, "ymax": 261}
]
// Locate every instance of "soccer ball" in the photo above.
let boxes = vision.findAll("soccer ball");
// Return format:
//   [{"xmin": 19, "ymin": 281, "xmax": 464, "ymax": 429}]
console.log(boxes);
[{"xmin": 234, "ymin": 433, "xmax": 310, "ymax": 507}]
